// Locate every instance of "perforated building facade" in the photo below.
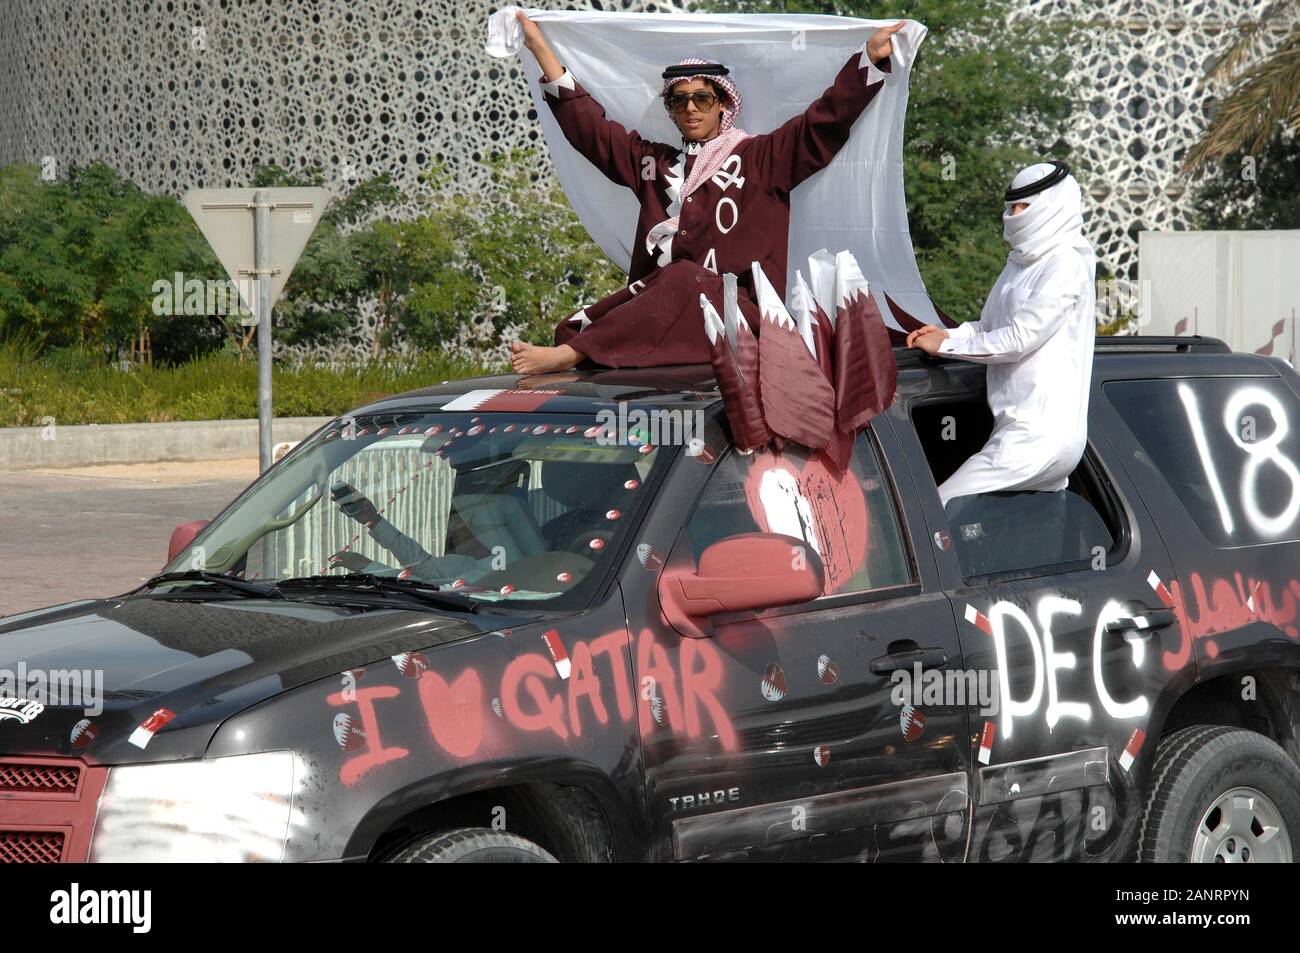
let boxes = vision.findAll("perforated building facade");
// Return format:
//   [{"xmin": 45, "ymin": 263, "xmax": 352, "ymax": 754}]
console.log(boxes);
[{"xmin": 0, "ymin": 1, "xmax": 1280, "ymax": 304}]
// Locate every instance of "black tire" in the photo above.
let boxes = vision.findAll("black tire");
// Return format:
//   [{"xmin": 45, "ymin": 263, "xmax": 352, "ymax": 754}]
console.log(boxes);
[
  {"xmin": 1139, "ymin": 725, "xmax": 1300, "ymax": 863},
  {"xmin": 384, "ymin": 827, "xmax": 558, "ymax": 864}
]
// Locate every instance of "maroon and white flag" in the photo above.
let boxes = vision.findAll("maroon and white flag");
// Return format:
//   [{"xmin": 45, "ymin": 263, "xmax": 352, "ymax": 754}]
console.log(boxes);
[
  {"xmin": 790, "ymin": 260, "xmax": 852, "ymax": 468},
  {"xmin": 806, "ymin": 248, "xmax": 840, "ymax": 363},
  {"xmin": 790, "ymin": 264, "xmax": 853, "ymax": 468},
  {"xmin": 703, "ymin": 277, "xmax": 769, "ymax": 452},
  {"xmin": 791, "ymin": 269, "xmax": 834, "ymax": 383},
  {"xmin": 831, "ymin": 250, "xmax": 897, "ymax": 434},
  {"xmin": 755, "ymin": 260, "xmax": 837, "ymax": 450}
]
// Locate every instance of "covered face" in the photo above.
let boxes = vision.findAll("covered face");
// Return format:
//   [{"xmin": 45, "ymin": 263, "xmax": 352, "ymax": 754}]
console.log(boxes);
[
  {"xmin": 661, "ymin": 59, "xmax": 744, "ymax": 140},
  {"xmin": 1001, "ymin": 161, "xmax": 1088, "ymax": 264}
]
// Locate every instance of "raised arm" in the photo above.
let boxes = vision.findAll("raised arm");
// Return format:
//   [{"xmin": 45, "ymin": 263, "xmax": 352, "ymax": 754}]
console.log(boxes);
[
  {"xmin": 749, "ymin": 21, "xmax": 906, "ymax": 194},
  {"xmin": 519, "ymin": 12, "xmax": 656, "ymax": 192}
]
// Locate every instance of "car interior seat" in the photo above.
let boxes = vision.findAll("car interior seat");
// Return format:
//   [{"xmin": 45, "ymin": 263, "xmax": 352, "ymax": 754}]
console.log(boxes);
[{"xmin": 538, "ymin": 459, "xmax": 642, "ymax": 552}]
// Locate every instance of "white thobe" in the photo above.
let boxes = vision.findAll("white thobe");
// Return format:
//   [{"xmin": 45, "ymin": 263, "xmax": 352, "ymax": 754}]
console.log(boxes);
[{"xmin": 935, "ymin": 244, "xmax": 1096, "ymax": 508}]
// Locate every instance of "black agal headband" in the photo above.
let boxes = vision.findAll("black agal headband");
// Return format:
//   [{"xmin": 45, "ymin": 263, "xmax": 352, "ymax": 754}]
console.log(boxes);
[
  {"xmin": 662, "ymin": 62, "xmax": 730, "ymax": 80},
  {"xmin": 1004, "ymin": 160, "xmax": 1071, "ymax": 202}
]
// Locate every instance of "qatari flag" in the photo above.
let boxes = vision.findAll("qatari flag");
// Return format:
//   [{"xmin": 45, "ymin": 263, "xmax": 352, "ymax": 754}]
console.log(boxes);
[
  {"xmin": 884, "ymin": 291, "xmax": 932, "ymax": 334},
  {"xmin": 793, "ymin": 260, "xmax": 851, "ymax": 469},
  {"xmin": 801, "ymin": 251, "xmax": 850, "ymax": 469},
  {"xmin": 727, "ymin": 274, "xmax": 780, "ymax": 452},
  {"xmin": 1255, "ymin": 318, "xmax": 1287, "ymax": 356},
  {"xmin": 931, "ymin": 299, "xmax": 961, "ymax": 329},
  {"xmin": 440, "ymin": 388, "xmax": 562, "ymax": 412},
  {"xmin": 791, "ymin": 269, "xmax": 834, "ymax": 383},
  {"xmin": 833, "ymin": 251, "xmax": 897, "ymax": 434},
  {"xmin": 754, "ymin": 260, "xmax": 836, "ymax": 450},
  {"xmin": 702, "ymin": 287, "xmax": 769, "ymax": 452}
]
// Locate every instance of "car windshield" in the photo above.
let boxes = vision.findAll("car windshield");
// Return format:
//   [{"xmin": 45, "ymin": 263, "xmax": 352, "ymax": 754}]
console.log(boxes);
[{"xmin": 159, "ymin": 410, "xmax": 671, "ymax": 608}]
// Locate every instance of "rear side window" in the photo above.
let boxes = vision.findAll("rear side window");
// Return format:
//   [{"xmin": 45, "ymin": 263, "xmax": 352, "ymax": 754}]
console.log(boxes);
[
  {"xmin": 911, "ymin": 396, "xmax": 1123, "ymax": 579},
  {"xmin": 1105, "ymin": 377, "xmax": 1300, "ymax": 546},
  {"xmin": 945, "ymin": 472, "xmax": 1118, "ymax": 580}
]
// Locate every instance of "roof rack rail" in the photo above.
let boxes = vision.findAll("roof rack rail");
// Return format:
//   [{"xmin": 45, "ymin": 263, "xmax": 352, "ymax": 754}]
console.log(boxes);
[
  {"xmin": 892, "ymin": 334, "xmax": 1234, "ymax": 367},
  {"xmin": 1092, "ymin": 335, "xmax": 1231, "ymax": 353}
]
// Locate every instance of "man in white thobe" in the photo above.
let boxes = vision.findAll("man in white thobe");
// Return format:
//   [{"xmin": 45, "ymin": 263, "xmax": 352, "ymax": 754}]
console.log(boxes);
[{"xmin": 908, "ymin": 161, "xmax": 1097, "ymax": 509}]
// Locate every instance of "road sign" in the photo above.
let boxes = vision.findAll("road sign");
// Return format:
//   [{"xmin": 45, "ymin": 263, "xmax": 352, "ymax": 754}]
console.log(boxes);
[
  {"xmin": 183, "ymin": 188, "xmax": 331, "ymax": 471},
  {"xmin": 184, "ymin": 188, "xmax": 330, "ymax": 321}
]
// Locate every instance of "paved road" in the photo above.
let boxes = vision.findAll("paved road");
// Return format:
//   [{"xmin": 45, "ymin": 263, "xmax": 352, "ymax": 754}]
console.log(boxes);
[{"xmin": 0, "ymin": 460, "xmax": 259, "ymax": 617}]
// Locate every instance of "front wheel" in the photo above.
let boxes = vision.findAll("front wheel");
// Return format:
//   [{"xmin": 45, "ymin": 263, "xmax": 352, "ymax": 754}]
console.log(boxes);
[
  {"xmin": 383, "ymin": 827, "xmax": 558, "ymax": 863},
  {"xmin": 1139, "ymin": 725, "xmax": 1300, "ymax": 863}
]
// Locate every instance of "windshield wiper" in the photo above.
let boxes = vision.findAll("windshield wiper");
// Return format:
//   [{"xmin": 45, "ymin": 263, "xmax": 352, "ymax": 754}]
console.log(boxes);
[
  {"xmin": 276, "ymin": 573, "xmax": 480, "ymax": 613},
  {"xmin": 141, "ymin": 571, "xmax": 284, "ymax": 600}
]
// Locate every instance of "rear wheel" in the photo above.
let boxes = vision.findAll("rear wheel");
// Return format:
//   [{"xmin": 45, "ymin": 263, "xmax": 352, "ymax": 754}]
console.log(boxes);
[
  {"xmin": 383, "ymin": 827, "xmax": 558, "ymax": 863},
  {"xmin": 1139, "ymin": 725, "xmax": 1300, "ymax": 863}
]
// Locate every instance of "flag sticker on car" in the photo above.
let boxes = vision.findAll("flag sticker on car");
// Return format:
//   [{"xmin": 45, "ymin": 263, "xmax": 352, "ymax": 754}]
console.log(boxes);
[
  {"xmin": 128, "ymin": 707, "xmax": 177, "ymax": 749},
  {"xmin": 978, "ymin": 719, "xmax": 996, "ymax": 765},
  {"xmin": 440, "ymin": 389, "xmax": 562, "ymax": 412},
  {"xmin": 1147, "ymin": 570, "xmax": 1175, "ymax": 608},
  {"xmin": 964, "ymin": 603, "xmax": 993, "ymax": 635},
  {"xmin": 542, "ymin": 629, "xmax": 571, "ymax": 679},
  {"xmin": 1119, "ymin": 727, "xmax": 1146, "ymax": 772}
]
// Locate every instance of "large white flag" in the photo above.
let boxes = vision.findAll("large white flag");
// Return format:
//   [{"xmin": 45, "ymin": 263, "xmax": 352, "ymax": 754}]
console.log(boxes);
[{"xmin": 487, "ymin": 9, "xmax": 941, "ymax": 331}]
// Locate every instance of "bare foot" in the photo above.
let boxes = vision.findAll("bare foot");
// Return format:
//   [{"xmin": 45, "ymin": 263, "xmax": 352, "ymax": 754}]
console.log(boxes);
[{"xmin": 510, "ymin": 342, "xmax": 582, "ymax": 375}]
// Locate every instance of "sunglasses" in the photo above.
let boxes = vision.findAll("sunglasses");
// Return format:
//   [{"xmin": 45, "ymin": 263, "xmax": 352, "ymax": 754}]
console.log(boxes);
[{"xmin": 667, "ymin": 91, "xmax": 719, "ymax": 113}]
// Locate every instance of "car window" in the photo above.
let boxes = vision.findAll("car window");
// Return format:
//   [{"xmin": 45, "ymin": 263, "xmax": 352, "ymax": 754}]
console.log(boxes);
[
  {"xmin": 909, "ymin": 396, "xmax": 1122, "ymax": 579},
  {"xmin": 944, "ymin": 479, "xmax": 1117, "ymax": 579},
  {"xmin": 682, "ymin": 431, "xmax": 913, "ymax": 597},
  {"xmin": 1105, "ymin": 376, "xmax": 1300, "ymax": 546},
  {"xmin": 167, "ymin": 411, "xmax": 668, "ymax": 608}
]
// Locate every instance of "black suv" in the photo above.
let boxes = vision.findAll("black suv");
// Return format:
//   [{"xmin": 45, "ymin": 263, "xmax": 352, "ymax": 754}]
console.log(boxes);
[{"xmin": 2, "ymin": 336, "xmax": 1298, "ymax": 863}]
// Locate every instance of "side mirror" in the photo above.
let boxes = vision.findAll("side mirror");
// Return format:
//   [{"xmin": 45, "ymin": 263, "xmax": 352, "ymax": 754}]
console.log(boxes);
[
  {"xmin": 658, "ymin": 532, "xmax": 825, "ymax": 638},
  {"xmin": 167, "ymin": 520, "xmax": 211, "ymax": 563}
]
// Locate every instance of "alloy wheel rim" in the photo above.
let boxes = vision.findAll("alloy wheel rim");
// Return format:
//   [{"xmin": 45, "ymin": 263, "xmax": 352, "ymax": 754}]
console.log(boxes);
[{"xmin": 1191, "ymin": 786, "xmax": 1291, "ymax": 863}]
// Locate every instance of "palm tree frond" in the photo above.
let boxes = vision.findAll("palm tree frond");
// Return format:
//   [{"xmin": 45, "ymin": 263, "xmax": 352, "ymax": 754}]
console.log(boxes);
[
  {"xmin": 1206, "ymin": 1, "xmax": 1300, "ymax": 84},
  {"xmin": 1184, "ymin": 28, "xmax": 1300, "ymax": 175}
]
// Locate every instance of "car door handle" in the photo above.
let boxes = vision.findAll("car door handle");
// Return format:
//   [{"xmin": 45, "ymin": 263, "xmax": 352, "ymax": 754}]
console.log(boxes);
[
  {"xmin": 870, "ymin": 646, "xmax": 949, "ymax": 675},
  {"xmin": 1105, "ymin": 606, "xmax": 1177, "ymax": 636}
]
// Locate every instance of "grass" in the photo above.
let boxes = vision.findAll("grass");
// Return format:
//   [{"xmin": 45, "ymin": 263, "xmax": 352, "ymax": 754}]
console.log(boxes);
[{"xmin": 0, "ymin": 343, "xmax": 496, "ymax": 427}]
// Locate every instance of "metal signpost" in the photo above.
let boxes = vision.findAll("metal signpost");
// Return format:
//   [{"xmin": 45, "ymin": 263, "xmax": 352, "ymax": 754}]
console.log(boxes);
[{"xmin": 183, "ymin": 188, "xmax": 331, "ymax": 471}]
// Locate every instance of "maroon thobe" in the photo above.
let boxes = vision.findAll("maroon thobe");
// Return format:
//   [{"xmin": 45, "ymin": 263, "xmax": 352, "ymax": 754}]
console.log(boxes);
[{"xmin": 538, "ymin": 45, "xmax": 894, "ymax": 367}]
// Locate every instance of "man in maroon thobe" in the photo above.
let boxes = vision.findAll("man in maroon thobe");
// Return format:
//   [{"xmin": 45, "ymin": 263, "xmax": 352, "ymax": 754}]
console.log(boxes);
[{"xmin": 510, "ymin": 14, "xmax": 905, "ymax": 374}]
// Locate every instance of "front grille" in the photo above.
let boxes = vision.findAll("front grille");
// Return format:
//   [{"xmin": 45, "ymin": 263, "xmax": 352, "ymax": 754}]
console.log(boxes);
[
  {"xmin": 0, "ymin": 757, "xmax": 107, "ymax": 863},
  {"xmin": 0, "ymin": 830, "xmax": 65, "ymax": 863},
  {"xmin": 0, "ymin": 761, "xmax": 80, "ymax": 795}
]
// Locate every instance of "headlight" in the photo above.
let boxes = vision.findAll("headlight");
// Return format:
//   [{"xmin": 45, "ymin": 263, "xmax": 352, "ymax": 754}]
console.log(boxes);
[{"xmin": 90, "ymin": 751, "xmax": 301, "ymax": 862}]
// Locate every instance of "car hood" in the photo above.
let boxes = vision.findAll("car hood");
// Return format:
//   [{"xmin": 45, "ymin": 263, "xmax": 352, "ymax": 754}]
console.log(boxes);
[{"xmin": 0, "ymin": 595, "xmax": 519, "ymax": 763}]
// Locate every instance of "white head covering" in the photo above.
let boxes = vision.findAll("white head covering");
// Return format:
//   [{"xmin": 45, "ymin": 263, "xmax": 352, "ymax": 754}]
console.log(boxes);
[{"xmin": 1002, "ymin": 162, "xmax": 1094, "ymax": 272}]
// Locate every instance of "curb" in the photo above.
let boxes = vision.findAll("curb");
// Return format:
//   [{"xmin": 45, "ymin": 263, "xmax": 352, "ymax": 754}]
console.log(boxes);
[{"xmin": 0, "ymin": 417, "xmax": 334, "ymax": 470}]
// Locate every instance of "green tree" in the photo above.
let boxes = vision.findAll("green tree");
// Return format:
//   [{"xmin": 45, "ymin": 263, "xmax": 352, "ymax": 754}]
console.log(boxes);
[
  {"xmin": 0, "ymin": 164, "xmax": 101, "ymax": 348},
  {"xmin": 694, "ymin": 0, "xmax": 1080, "ymax": 321},
  {"xmin": 399, "ymin": 151, "xmax": 626, "ymax": 354},
  {"xmin": 246, "ymin": 164, "xmax": 407, "ymax": 353},
  {"xmin": 0, "ymin": 162, "xmax": 217, "ymax": 359},
  {"xmin": 1182, "ymin": 2, "xmax": 1299, "ymax": 175},
  {"xmin": 1190, "ymin": 129, "xmax": 1300, "ymax": 229}
]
